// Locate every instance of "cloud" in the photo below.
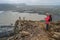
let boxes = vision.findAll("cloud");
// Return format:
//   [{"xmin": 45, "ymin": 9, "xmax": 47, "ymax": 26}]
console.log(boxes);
[
  {"xmin": 0, "ymin": 0, "xmax": 60, "ymax": 5},
  {"xmin": 25, "ymin": 0, "xmax": 60, "ymax": 5}
]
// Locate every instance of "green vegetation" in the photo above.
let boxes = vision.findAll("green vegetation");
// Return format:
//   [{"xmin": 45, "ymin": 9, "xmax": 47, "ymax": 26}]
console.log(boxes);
[{"xmin": 40, "ymin": 20, "xmax": 45, "ymax": 22}]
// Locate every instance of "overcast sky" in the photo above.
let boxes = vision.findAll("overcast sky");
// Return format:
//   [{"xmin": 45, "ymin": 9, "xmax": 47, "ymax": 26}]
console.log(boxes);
[{"xmin": 0, "ymin": 0, "xmax": 60, "ymax": 5}]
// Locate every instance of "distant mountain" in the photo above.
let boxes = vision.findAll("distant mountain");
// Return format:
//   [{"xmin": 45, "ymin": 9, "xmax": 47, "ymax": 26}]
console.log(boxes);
[
  {"xmin": 0, "ymin": 4, "xmax": 60, "ymax": 15},
  {"xmin": 0, "ymin": 3, "xmax": 28, "ymax": 11},
  {"xmin": 0, "ymin": 4, "xmax": 16, "ymax": 11}
]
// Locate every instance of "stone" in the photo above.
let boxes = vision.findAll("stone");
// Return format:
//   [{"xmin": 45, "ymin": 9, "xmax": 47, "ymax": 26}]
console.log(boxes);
[
  {"xmin": 20, "ymin": 31, "xmax": 31, "ymax": 37},
  {"xmin": 52, "ymin": 32, "xmax": 60, "ymax": 39}
]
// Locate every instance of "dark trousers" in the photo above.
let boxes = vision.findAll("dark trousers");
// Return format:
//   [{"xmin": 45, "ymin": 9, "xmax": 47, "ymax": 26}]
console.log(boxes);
[{"xmin": 46, "ymin": 24, "xmax": 49, "ymax": 31}]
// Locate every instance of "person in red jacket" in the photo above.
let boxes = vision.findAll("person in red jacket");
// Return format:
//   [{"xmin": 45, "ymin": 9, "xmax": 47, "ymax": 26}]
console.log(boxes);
[{"xmin": 45, "ymin": 13, "xmax": 50, "ymax": 31}]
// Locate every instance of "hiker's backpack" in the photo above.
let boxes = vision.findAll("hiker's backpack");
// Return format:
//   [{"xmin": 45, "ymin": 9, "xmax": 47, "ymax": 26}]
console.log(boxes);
[{"xmin": 49, "ymin": 15, "xmax": 52, "ymax": 22}]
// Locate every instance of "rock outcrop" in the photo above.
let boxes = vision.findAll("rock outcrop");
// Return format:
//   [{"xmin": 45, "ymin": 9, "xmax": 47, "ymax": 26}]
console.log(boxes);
[{"xmin": 7, "ymin": 20, "xmax": 60, "ymax": 40}]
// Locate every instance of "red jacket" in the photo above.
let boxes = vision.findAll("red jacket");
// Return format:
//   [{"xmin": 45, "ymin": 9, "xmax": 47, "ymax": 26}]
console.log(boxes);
[{"xmin": 45, "ymin": 16, "xmax": 50, "ymax": 24}]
